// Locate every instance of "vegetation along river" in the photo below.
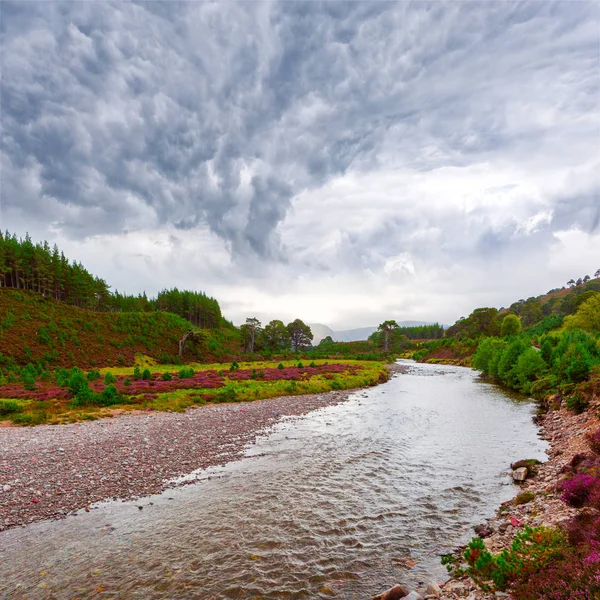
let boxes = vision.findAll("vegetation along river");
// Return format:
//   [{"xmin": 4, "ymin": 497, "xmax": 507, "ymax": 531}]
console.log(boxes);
[{"xmin": 0, "ymin": 361, "xmax": 547, "ymax": 599}]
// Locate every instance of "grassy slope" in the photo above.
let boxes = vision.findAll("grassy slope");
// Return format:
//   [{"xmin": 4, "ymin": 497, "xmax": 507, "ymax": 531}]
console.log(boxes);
[{"xmin": 0, "ymin": 289, "xmax": 241, "ymax": 369}]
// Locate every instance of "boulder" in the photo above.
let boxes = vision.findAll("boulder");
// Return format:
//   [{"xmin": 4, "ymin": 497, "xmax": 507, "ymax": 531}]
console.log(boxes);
[
  {"xmin": 373, "ymin": 584, "xmax": 411, "ymax": 600},
  {"xmin": 403, "ymin": 593, "xmax": 423, "ymax": 600},
  {"xmin": 512, "ymin": 467, "xmax": 528, "ymax": 482}
]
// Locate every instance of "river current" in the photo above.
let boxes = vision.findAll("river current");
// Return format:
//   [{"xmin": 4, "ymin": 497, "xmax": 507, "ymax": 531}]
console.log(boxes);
[{"xmin": 0, "ymin": 361, "xmax": 547, "ymax": 599}]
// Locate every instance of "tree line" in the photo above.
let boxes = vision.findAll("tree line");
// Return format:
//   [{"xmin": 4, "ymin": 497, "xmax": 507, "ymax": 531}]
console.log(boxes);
[
  {"xmin": 0, "ymin": 232, "xmax": 223, "ymax": 328},
  {"xmin": 239, "ymin": 318, "xmax": 313, "ymax": 353}
]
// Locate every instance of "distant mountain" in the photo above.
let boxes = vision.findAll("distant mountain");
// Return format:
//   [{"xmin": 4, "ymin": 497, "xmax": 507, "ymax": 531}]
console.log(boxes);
[{"xmin": 309, "ymin": 321, "xmax": 439, "ymax": 345}]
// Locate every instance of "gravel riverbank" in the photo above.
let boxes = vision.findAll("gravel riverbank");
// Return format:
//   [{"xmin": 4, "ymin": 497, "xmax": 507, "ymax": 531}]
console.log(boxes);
[{"xmin": 0, "ymin": 388, "xmax": 364, "ymax": 531}]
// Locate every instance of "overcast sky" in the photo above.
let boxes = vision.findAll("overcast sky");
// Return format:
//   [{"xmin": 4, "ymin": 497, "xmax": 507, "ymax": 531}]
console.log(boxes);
[{"xmin": 1, "ymin": 1, "xmax": 599, "ymax": 329}]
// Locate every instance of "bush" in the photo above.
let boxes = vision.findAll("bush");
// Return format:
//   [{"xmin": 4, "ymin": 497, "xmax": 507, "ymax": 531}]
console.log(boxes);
[
  {"xmin": 309, "ymin": 361, "xmax": 316, "ymax": 368},
  {"xmin": 561, "ymin": 473, "xmax": 598, "ymax": 508},
  {"xmin": 530, "ymin": 375, "xmax": 557, "ymax": 398},
  {"xmin": 514, "ymin": 491, "xmax": 535, "ymax": 505},
  {"xmin": 229, "ymin": 361, "xmax": 239, "ymax": 371},
  {"xmin": 133, "ymin": 366, "xmax": 142, "ymax": 380},
  {"xmin": 277, "ymin": 363, "xmax": 284, "ymax": 370},
  {"xmin": 178, "ymin": 367, "xmax": 194, "ymax": 379},
  {"xmin": 511, "ymin": 548, "xmax": 600, "ymax": 599},
  {"xmin": 0, "ymin": 399, "xmax": 22, "ymax": 416},
  {"xmin": 461, "ymin": 526, "xmax": 567, "ymax": 590},
  {"xmin": 565, "ymin": 392, "xmax": 589, "ymax": 414},
  {"xmin": 123, "ymin": 377, "xmax": 131, "ymax": 386},
  {"xmin": 162, "ymin": 371, "xmax": 173, "ymax": 381},
  {"xmin": 141, "ymin": 368, "xmax": 152, "ymax": 380},
  {"xmin": 87, "ymin": 370, "xmax": 101, "ymax": 381},
  {"xmin": 104, "ymin": 372, "xmax": 117, "ymax": 385},
  {"xmin": 587, "ymin": 428, "xmax": 600, "ymax": 455},
  {"xmin": 99, "ymin": 384, "xmax": 121, "ymax": 406},
  {"xmin": 297, "ymin": 362, "xmax": 303, "ymax": 368},
  {"xmin": 20, "ymin": 363, "xmax": 38, "ymax": 391},
  {"xmin": 501, "ymin": 314, "xmax": 522, "ymax": 337}
]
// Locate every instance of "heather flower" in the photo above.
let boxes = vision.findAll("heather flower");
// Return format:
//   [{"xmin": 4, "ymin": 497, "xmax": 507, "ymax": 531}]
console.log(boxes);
[{"xmin": 561, "ymin": 473, "xmax": 598, "ymax": 508}]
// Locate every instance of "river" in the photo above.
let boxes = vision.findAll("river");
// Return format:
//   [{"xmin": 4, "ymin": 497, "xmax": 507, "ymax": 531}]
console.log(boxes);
[{"xmin": 0, "ymin": 361, "xmax": 547, "ymax": 599}]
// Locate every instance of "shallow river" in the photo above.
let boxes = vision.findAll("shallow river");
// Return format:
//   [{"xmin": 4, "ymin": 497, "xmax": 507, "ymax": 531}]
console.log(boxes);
[{"xmin": 0, "ymin": 361, "xmax": 547, "ymax": 599}]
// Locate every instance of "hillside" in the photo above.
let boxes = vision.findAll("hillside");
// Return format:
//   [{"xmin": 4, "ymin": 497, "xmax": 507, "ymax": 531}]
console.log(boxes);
[{"xmin": 0, "ymin": 289, "xmax": 241, "ymax": 371}]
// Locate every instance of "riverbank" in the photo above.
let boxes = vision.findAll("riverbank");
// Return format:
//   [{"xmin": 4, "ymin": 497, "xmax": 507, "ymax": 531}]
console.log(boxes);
[
  {"xmin": 0, "ymin": 362, "xmax": 407, "ymax": 532},
  {"xmin": 0, "ymin": 390, "xmax": 353, "ymax": 531},
  {"xmin": 432, "ymin": 392, "xmax": 599, "ymax": 600}
]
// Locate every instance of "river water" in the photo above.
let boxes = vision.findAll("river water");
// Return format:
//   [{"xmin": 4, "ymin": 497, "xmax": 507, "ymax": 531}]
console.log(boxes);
[{"xmin": 0, "ymin": 361, "xmax": 546, "ymax": 599}]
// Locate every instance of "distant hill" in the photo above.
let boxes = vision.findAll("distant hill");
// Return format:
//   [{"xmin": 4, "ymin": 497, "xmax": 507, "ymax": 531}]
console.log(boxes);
[{"xmin": 309, "ymin": 321, "xmax": 440, "ymax": 345}]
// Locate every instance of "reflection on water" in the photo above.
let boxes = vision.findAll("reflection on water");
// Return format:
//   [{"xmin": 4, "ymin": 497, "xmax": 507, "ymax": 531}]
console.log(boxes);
[{"xmin": 0, "ymin": 361, "xmax": 546, "ymax": 599}]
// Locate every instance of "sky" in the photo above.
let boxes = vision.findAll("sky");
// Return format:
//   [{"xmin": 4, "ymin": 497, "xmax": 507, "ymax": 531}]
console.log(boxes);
[{"xmin": 1, "ymin": 1, "xmax": 599, "ymax": 329}]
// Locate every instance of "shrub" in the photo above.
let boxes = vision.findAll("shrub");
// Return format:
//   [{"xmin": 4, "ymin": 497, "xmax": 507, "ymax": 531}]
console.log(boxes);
[
  {"xmin": 501, "ymin": 314, "xmax": 522, "ymax": 337},
  {"xmin": 104, "ymin": 372, "xmax": 117, "ymax": 385},
  {"xmin": 0, "ymin": 399, "xmax": 22, "ymax": 416},
  {"xmin": 277, "ymin": 363, "xmax": 284, "ymax": 370},
  {"xmin": 565, "ymin": 392, "xmax": 589, "ymax": 414},
  {"xmin": 87, "ymin": 370, "xmax": 101, "ymax": 381},
  {"xmin": 530, "ymin": 375, "xmax": 557, "ymax": 398},
  {"xmin": 560, "ymin": 473, "xmax": 598, "ymax": 508},
  {"xmin": 178, "ymin": 367, "xmax": 194, "ymax": 379},
  {"xmin": 123, "ymin": 377, "xmax": 131, "ymax": 386},
  {"xmin": 162, "ymin": 371, "xmax": 173, "ymax": 381},
  {"xmin": 515, "ymin": 348, "xmax": 547, "ymax": 391},
  {"xmin": 20, "ymin": 363, "xmax": 38, "ymax": 391},
  {"xmin": 133, "ymin": 366, "xmax": 142, "ymax": 381},
  {"xmin": 141, "ymin": 368, "xmax": 152, "ymax": 380},
  {"xmin": 229, "ymin": 361, "xmax": 239, "ymax": 371},
  {"xmin": 99, "ymin": 384, "xmax": 121, "ymax": 406},
  {"xmin": 297, "ymin": 362, "xmax": 303, "ymax": 368},
  {"xmin": 309, "ymin": 361, "xmax": 316, "ymax": 368},
  {"xmin": 461, "ymin": 526, "xmax": 567, "ymax": 590},
  {"xmin": 514, "ymin": 491, "xmax": 535, "ymax": 505},
  {"xmin": 586, "ymin": 428, "xmax": 600, "ymax": 455},
  {"xmin": 511, "ymin": 548, "xmax": 600, "ymax": 599}
]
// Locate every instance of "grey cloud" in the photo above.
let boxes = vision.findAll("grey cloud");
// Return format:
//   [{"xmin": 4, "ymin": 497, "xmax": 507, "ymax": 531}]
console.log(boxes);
[{"xmin": 1, "ymin": 0, "xmax": 598, "ymax": 265}]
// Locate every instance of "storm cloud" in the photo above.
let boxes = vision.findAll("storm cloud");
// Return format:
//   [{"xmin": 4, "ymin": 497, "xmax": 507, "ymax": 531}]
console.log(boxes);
[{"xmin": 1, "ymin": 1, "xmax": 599, "ymax": 327}]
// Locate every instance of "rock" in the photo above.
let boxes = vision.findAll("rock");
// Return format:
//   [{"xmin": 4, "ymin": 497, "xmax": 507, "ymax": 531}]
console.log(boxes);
[
  {"xmin": 474, "ymin": 524, "xmax": 493, "ymax": 538},
  {"xmin": 2, "ymin": 484, "xmax": 11, "ymax": 492},
  {"xmin": 373, "ymin": 584, "xmax": 411, "ymax": 600},
  {"xmin": 402, "ymin": 593, "xmax": 423, "ymax": 600},
  {"xmin": 425, "ymin": 582, "xmax": 442, "ymax": 597},
  {"xmin": 512, "ymin": 467, "xmax": 528, "ymax": 482}
]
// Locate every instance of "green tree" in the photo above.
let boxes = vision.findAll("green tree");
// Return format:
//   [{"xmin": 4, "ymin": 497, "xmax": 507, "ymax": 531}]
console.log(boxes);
[
  {"xmin": 377, "ymin": 320, "xmax": 398, "ymax": 352},
  {"xmin": 263, "ymin": 320, "xmax": 291, "ymax": 352},
  {"xmin": 286, "ymin": 319, "xmax": 313, "ymax": 352},
  {"xmin": 244, "ymin": 317, "xmax": 261, "ymax": 353},
  {"xmin": 501, "ymin": 314, "xmax": 522, "ymax": 337},
  {"xmin": 515, "ymin": 348, "xmax": 547, "ymax": 392},
  {"xmin": 564, "ymin": 293, "xmax": 600, "ymax": 332}
]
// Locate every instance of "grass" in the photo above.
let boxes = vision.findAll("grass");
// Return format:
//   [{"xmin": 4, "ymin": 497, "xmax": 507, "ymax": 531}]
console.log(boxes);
[{"xmin": 0, "ymin": 360, "xmax": 389, "ymax": 425}]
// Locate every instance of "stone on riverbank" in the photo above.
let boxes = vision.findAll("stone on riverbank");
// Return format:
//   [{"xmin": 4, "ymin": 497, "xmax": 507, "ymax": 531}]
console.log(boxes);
[
  {"xmin": 512, "ymin": 466, "xmax": 528, "ymax": 481},
  {"xmin": 372, "ymin": 584, "xmax": 411, "ymax": 600}
]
